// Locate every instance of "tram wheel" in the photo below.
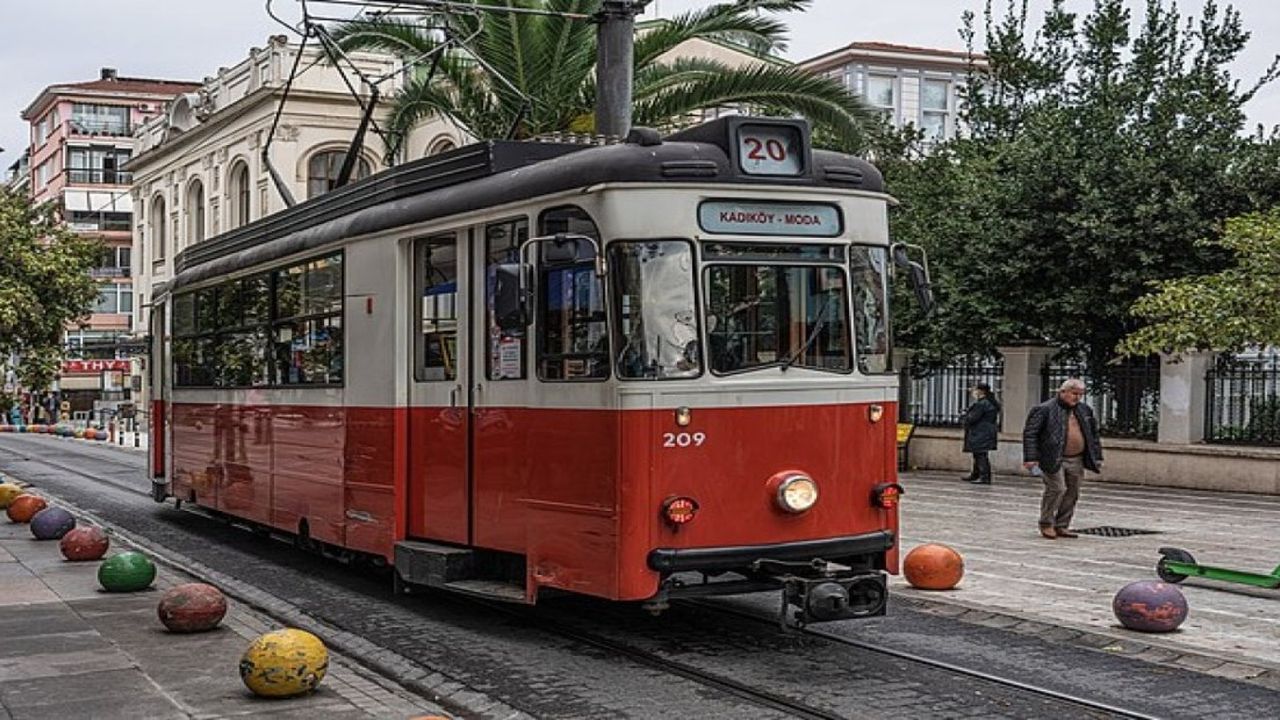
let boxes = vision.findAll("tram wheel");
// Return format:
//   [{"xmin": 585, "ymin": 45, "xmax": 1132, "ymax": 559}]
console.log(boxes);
[{"xmin": 1156, "ymin": 547, "xmax": 1195, "ymax": 584}]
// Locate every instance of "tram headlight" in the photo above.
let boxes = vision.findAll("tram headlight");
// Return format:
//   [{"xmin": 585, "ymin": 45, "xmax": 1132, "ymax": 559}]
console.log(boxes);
[{"xmin": 775, "ymin": 474, "xmax": 819, "ymax": 513}]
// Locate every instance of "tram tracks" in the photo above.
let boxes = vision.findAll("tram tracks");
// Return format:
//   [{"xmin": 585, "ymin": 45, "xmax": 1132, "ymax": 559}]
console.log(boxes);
[{"xmin": 687, "ymin": 599, "xmax": 1165, "ymax": 720}]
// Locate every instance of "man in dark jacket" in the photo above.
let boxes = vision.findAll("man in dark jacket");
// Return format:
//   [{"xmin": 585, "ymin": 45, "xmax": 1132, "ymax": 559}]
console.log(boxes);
[{"xmin": 1022, "ymin": 378, "xmax": 1103, "ymax": 539}]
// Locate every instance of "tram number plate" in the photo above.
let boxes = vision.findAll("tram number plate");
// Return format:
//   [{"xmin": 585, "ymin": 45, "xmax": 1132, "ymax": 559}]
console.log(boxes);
[
  {"xmin": 737, "ymin": 124, "xmax": 803, "ymax": 176},
  {"xmin": 662, "ymin": 432, "xmax": 707, "ymax": 448}
]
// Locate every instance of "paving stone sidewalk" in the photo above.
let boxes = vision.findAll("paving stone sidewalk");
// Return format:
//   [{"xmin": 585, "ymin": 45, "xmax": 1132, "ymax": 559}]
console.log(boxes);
[
  {"xmin": 895, "ymin": 471, "xmax": 1280, "ymax": 687},
  {"xmin": 0, "ymin": 488, "xmax": 446, "ymax": 720}
]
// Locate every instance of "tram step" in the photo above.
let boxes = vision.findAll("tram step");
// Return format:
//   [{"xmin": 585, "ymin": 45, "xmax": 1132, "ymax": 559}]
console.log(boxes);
[
  {"xmin": 442, "ymin": 580, "xmax": 530, "ymax": 604},
  {"xmin": 394, "ymin": 540, "xmax": 476, "ymax": 585}
]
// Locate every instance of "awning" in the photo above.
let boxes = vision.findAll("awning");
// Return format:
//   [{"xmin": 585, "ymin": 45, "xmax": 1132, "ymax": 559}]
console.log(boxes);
[{"xmin": 62, "ymin": 190, "xmax": 132, "ymax": 213}]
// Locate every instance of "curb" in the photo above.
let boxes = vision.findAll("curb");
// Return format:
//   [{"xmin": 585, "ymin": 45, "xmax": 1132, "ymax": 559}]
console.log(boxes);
[
  {"xmin": 12, "ymin": 477, "xmax": 530, "ymax": 720},
  {"xmin": 893, "ymin": 590, "xmax": 1280, "ymax": 691}
]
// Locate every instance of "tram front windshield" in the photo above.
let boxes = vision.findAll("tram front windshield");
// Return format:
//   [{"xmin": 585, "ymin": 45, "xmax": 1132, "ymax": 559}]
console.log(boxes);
[{"xmin": 704, "ymin": 256, "xmax": 851, "ymax": 375}]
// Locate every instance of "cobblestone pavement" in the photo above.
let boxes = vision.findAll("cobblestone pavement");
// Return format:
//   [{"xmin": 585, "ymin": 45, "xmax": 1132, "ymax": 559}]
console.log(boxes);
[
  {"xmin": 895, "ymin": 472, "xmax": 1280, "ymax": 678},
  {"xmin": 3, "ymin": 434, "xmax": 1279, "ymax": 718},
  {"xmin": 0, "ymin": 479, "xmax": 440, "ymax": 719}
]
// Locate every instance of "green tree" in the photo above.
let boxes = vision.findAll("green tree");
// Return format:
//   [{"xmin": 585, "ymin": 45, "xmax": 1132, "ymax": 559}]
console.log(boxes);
[
  {"xmin": 1120, "ymin": 208, "xmax": 1280, "ymax": 354},
  {"xmin": 886, "ymin": 0, "xmax": 1280, "ymax": 370},
  {"xmin": 0, "ymin": 188, "xmax": 102, "ymax": 390},
  {"xmin": 330, "ymin": 0, "xmax": 879, "ymax": 156}
]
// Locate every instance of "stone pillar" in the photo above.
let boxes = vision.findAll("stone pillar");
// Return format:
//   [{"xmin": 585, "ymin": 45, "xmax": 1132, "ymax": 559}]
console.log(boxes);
[
  {"xmin": 1158, "ymin": 351, "xmax": 1216, "ymax": 445},
  {"xmin": 996, "ymin": 345, "xmax": 1057, "ymax": 436}
]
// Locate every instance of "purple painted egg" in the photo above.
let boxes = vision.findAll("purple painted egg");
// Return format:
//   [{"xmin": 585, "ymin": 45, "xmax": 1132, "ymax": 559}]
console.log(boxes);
[
  {"xmin": 1113, "ymin": 580, "xmax": 1188, "ymax": 633},
  {"xmin": 31, "ymin": 506, "xmax": 77, "ymax": 540}
]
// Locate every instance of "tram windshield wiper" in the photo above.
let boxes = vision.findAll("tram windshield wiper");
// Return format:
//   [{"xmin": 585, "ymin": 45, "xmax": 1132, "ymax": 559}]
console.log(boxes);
[{"xmin": 780, "ymin": 297, "xmax": 835, "ymax": 372}]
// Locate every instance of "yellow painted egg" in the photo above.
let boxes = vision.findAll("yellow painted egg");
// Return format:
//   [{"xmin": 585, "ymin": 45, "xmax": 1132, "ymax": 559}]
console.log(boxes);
[
  {"xmin": 0, "ymin": 484, "xmax": 25, "ymax": 509},
  {"xmin": 238, "ymin": 628, "xmax": 329, "ymax": 698}
]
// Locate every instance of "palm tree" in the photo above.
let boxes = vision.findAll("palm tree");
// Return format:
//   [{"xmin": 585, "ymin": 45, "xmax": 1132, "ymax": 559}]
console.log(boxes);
[{"xmin": 329, "ymin": 0, "xmax": 878, "ymax": 159}]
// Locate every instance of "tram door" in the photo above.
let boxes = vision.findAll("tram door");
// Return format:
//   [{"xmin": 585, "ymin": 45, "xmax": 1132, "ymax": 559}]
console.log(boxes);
[{"xmin": 407, "ymin": 234, "xmax": 470, "ymax": 544}]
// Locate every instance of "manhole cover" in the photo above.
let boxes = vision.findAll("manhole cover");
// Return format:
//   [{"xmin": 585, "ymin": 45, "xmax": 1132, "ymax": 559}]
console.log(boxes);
[{"xmin": 1073, "ymin": 526, "xmax": 1162, "ymax": 538}]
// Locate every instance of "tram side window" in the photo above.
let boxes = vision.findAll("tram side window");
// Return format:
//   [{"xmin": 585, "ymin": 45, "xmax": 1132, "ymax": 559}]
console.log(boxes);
[
  {"xmin": 414, "ymin": 236, "xmax": 458, "ymax": 381},
  {"xmin": 609, "ymin": 240, "xmax": 700, "ymax": 379},
  {"xmin": 172, "ymin": 252, "xmax": 343, "ymax": 388},
  {"xmin": 273, "ymin": 255, "xmax": 344, "ymax": 385},
  {"xmin": 485, "ymin": 218, "xmax": 529, "ymax": 380},
  {"xmin": 849, "ymin": 246, "xmax": 891, "ymax": 374},
  {"xmin": 537, "ymin": 207, "xmax": 608, "ymax": 381}
]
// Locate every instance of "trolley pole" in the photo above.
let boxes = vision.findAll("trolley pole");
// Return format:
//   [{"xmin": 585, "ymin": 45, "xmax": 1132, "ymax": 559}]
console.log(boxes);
[{"xmin": 595, "ymin": 0, "xmax": 640, "ymax": 139}]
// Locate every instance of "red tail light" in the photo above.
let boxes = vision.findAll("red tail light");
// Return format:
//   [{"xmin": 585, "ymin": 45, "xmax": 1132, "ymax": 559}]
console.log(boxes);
[
  {"xmin": 873, "ymin": 482, "xmax": 904, "ymax": 509},
  {"xmin": 662, "ymin": 496, "xmax": 699, "ymax": 526}
]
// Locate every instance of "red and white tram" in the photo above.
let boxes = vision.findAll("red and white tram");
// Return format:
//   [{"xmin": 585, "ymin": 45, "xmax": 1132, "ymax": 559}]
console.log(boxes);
[{"xmin": 149, "ymin": 117, "xmax": 928, "ymax": 624}]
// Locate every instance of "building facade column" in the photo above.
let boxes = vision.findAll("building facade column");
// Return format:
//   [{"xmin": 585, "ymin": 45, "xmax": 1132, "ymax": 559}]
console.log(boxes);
[
  {"xmin": 996, "ymin": 345, "xmax": 1056, "ymax": 435},
  {"xmin": 1158, "ymin": 351, "xmax": 1216, "ymax": 445}
]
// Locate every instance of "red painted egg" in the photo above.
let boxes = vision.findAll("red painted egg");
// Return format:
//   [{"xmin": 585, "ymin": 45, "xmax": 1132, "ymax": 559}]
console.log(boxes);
[
  {"xmin": 60, "ymin": 525, "xmax": 111, "ymax": 561},
  {"xmin": 157, "ymin": 583, "xmax": 228, "ymax": 633}
]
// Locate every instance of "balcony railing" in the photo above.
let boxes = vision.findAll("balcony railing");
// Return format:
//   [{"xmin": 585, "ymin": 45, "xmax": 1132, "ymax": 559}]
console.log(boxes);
[
  {"xmin": 65, "ymin": 168, "xmax": 133, "ymax": 185},
  {"xmin": 68, "ymin": 119, "xmax": 132, "ymax": 137},
  {"xmin": 89, "ymin": 266, "xmax": 131, "ymax": 278}
]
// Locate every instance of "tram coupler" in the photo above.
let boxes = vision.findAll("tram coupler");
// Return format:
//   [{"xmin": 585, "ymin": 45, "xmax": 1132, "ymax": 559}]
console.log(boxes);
[{"xmin": 753, "ymin": 558, "xmax": 888, "ymax": 629}]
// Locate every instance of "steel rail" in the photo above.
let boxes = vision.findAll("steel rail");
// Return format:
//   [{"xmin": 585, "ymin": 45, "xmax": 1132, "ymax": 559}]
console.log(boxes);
[
  {"xmin": 690, "ymin": 600, "xmax": 1167, "ymax": 720},
  {"xmin": 467, "ymin": 598, "xmax": 847, "ymax": 720}
]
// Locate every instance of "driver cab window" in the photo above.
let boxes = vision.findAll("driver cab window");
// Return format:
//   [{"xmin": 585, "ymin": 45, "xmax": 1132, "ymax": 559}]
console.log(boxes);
[
  {"xmin": 414, "ymin": 236, "xmax": 458, "ymax": 381},
  {"xmin": 537, "ymin": 206, "xmax": 609, "ymax": 380}
]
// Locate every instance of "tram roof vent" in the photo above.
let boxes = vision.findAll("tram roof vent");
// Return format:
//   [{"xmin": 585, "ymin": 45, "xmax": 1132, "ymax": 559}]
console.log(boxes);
[{"xmin": 625, "ymin": 127, "xmax": 663, "ymax": 147}]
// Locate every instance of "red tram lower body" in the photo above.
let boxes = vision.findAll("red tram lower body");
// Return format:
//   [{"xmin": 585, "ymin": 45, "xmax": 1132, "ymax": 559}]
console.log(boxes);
[{"xmin": 159, "ymin": 399, "xmax": 900, "ymax": 615}]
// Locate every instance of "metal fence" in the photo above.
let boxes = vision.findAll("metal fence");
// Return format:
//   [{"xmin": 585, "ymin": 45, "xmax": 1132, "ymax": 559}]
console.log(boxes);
[
  {"xmin": 1040, "ymin": 356, "xmax": 1160, "ymax": 440},
  {"xmin": 900, "ymin": 357, "xmax": 1004, "ymax": 427},
  {"xmin": 1205, "ymin": 355, "xmax": 1280, "ymax": 445}
]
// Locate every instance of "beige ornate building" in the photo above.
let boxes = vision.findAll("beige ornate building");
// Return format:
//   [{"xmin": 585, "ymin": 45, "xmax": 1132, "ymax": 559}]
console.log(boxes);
[{"xmin": 129, "ymin": 35, "xmax": 466, "ymax": 332}]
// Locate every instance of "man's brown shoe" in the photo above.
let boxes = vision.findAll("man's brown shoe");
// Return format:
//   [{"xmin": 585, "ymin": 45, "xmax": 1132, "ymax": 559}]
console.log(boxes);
[
  {"xmin": 1039, "ymin": 527, "xmax": 1057, "ymax": 539},
  {"xmin": 1055, "ymin": 528, "xmax": 1079, "ymax": 538}
]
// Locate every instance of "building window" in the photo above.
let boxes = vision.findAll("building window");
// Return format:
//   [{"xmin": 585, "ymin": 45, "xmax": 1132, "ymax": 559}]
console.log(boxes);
[
  {"xmin": 229, "ymin": 161, "xmax": 250, "ymax": 229},
  {"xmin": 94, "ymin": 283, "xmax": 133, "ymax": 317},
  {"xmin": 70, "ymin": 103, "xmax": 130, "ymax": 136},
  {"xmin": 150, "ymin": 195, "xmax": 166, "ymax": 260},
  {"xmin": 90, "ymin": 246, "xmax": 132, "ymax": 278},
  {"xmin": 187, "ymin": 180, "xmax": 205, "ymax": 245},
  {"xmin": 921, "ymin": 78, "xmax": 951, "ymax": 142},
  {"xmin": 67, "ymin": 146, "xmax": 132, "ymax": 185},
  {"xmin": 864, "ymin": 74, "xmax": 897, "ymax": 124},
  {"xmin": 425, "ymin": 138, "xmax": 457, "ymax": 157},
  {"xmin": 68, "ymin": 210, "xmax": 132, "ymax": 233},
  {"xmin": 307, "ymin": 150, "xmax": 372, "ymax": 199}
]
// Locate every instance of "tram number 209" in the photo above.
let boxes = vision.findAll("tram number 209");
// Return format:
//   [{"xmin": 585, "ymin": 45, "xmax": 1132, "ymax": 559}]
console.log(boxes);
[{"xmin": 662, "ymin": 432, "xmax": 707, "ymax": 448}]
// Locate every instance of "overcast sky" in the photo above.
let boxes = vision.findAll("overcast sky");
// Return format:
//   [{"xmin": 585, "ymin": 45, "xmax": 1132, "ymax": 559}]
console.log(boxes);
[{"xmin": 2, "ymin": 0, "xmax": 1278, "ymax": 170}]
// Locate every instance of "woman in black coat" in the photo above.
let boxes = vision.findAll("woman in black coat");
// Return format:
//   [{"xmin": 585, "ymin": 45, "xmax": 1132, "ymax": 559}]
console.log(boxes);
[{"xmin": 961, "ymin": 382, "xmax": 1001, "ymax": 484}]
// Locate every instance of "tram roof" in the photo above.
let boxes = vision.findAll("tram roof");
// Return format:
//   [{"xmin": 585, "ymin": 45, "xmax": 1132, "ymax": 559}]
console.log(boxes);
[{"xmin": 167, "ymin": 117, "xmax": 884, "ymax": 293}]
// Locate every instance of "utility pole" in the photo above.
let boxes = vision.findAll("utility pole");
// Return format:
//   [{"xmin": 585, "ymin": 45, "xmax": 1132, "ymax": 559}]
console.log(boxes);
[{"xmin": 595, "ymin": 0, "xmax": 641, "ymax": 139}]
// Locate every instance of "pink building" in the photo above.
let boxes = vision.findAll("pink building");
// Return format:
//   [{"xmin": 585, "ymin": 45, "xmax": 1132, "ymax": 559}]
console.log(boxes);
[{"xmin": 19, "ymin": 68, "xmax": 199, "ymax": 410}]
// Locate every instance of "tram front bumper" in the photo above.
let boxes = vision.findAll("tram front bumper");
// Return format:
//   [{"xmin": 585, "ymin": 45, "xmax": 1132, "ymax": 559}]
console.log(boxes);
[
  {"xmin": 646, "ymin": 530, "xmax": 894, "ymax": 574},
  {"xmin": 647, "ymin": 530, "xmax": 894, "ymax": 623}
]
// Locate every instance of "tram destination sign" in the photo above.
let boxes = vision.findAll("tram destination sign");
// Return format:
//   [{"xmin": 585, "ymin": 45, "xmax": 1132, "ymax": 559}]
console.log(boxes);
[{"xmin": 698, "ymin": 200, "xmax": 842, "ymax": 237}]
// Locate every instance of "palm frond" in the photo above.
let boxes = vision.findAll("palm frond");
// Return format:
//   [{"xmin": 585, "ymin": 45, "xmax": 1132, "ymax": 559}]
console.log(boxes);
[
  {"xmin": 328, "ymin": 17, "xmax": 439, "ymax": 58},
  {"xmin": 634, "ymin": 0, "xmax": 810, "ymax": 69},
  {"xmin": 633, "ymin": 62, "xmax": 879, "ymax": 150}
]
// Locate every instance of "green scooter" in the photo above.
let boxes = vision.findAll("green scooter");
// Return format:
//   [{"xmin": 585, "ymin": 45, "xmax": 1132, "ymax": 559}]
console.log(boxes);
[{"xmin": 1156, "ymin": 547, "xmax": 1280, "ymax": 590}]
